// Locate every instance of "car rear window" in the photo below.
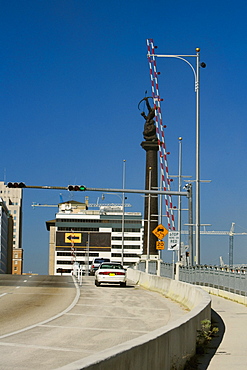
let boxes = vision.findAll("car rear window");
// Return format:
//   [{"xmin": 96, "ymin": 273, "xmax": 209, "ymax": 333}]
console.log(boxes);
[
  {"xmin": 94, "ymin": 258, "xmax": 110, "ymax": 263},
  {"xmin": 100, "ymin": 264, "xmax": 123, "ymax": 269}
]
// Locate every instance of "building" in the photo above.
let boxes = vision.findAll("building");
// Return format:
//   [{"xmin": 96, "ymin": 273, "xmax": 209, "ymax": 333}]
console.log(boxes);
[
  {"xmin": 0, "ymin": 198, "xmax": 13, "ymax": 273},
  {"xmin": 0, "ymin": 182, "xmax": 23, "ymax": 274},
  {"xmin": 46, "ymin": 200, "xmax": 143, "ymax": 275}
]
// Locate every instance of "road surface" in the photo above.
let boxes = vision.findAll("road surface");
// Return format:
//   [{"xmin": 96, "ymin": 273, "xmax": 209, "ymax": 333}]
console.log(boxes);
[{"xmin": 0, "ymin": 274, "xmax": 187, "ymax": 369}]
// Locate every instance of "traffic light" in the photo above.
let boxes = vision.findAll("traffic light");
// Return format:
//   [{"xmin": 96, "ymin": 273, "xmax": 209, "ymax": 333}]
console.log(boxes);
[
  {"xmin": 7, "ymin": 182, "xmax": 26, "ymax": 188},
  {"xmin": 68, "ymin": 185, "xmax": 86, "ymax": 191}
]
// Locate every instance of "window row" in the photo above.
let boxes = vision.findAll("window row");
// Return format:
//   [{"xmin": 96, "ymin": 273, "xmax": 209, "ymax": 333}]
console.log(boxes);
[
  {"xmin": 112, "ymin": 237, "xmax": 141, "ymax": 241},
  {"xmin": 57, "ymin": 252, "xmax": 99, "ymax": 257},
  {"xmin": 111, "ymin": 245, "xmax": 142, "ymax": 249},
  {"xmin": 58, "ymin": 227, "xmax": 99, "ymax": 232},
  {"xmin": 112, "ymin": 228, "xmax": 141, "ymax": 232},
  {"xmin": 111, "ymin": 253, "xmax": 140, "ymax": 258},
  {"xmin": 56, "ymin": 218, "xmax": 141, "ymax": 224}
]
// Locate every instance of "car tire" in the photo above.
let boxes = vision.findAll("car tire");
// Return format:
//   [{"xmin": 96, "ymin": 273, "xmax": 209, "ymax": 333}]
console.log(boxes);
[
  {"xmin": 95, "ymin": 280, "xmax": 100, "ymax": 286},
  {"xmin": 120, "ymin": 282, "xmax": 126, "ymax": 287}
]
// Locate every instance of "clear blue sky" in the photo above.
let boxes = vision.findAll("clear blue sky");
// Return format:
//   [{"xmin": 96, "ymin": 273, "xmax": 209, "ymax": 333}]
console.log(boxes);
[{"xmin": 1, "ymin": 0, "xmax": 247, "ymax": 274}]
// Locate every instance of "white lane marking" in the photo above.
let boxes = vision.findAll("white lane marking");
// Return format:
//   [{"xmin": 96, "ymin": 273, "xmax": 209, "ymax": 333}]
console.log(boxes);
[
  {"xmin": 65, "ymin": 312, "xmax": 164, "ymax": 319},
  {"xmin": 0, "ymin": 342, "xmax": 92, "ymax": 353},
  {"xmin": 0, "ymin": 276, "xmax": 80, "ymax": 340},
  {"xmin": 0, "ymin": 293, "xmax": 7, "ymax": 298},
  {"xmin": 76, "ymin": 303, "xmax": 168, "ymax": 311},
  {"xmin": 40, "ymin": 324, "xmax": 148, "ymax": 334}
]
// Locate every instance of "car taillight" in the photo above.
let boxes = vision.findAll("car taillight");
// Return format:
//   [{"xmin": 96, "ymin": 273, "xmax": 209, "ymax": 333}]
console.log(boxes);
[{"xmin": 98, "ymin": 271, "xmax": 125, "ymax": 275}]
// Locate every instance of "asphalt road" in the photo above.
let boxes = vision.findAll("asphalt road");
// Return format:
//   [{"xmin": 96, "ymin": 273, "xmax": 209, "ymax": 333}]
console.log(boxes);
[
  {"xmin": 0, "ymin": 274, "xmax": 78, "ymax": 336},
  {"xmin": 0, "ymin": 275, "xmax": 187, "ymax": 369}
]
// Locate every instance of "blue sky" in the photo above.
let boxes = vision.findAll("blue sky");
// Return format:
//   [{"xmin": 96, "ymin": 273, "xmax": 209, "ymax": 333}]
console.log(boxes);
[{"xmin": 1, "ymin": 0, "xmax": 247, "ymax": 273}]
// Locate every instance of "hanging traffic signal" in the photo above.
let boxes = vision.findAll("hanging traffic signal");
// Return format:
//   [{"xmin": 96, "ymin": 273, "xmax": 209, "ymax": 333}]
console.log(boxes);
[
  {"xmin": 68, "ymin": 185, "xmax": 86, "ymax": 191},
  {"xmin": 7, "ymin": 182, "xmax": 26, "ymax": 188}
]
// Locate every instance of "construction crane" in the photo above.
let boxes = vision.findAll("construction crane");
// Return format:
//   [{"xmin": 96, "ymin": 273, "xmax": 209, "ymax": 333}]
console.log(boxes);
[{"xmin": 182, "ymin": 222, "xmax": 247, "ymax": 267}]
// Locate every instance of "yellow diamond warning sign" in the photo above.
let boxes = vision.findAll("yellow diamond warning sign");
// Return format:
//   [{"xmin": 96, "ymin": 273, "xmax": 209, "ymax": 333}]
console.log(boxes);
[{"xmin": 152, "ymin": 224, "xmax": 168, "ymax": 240}]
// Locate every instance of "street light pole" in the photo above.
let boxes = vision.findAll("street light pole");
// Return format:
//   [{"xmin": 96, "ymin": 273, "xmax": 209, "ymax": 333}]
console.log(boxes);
[
  {"xmin": 121, "ymin": 160, "xmax": 126, "ymax": 266},
  {"xmin": 195, "ymin": 48, "xmax": 201, "ymax": 265},
  {"xmin": 150, "ymin": 48, "xmax": 205, "ymax": 265},
  {"xmin": 178, "ymin": 137, "xmax": 182, "ymax": 262}
]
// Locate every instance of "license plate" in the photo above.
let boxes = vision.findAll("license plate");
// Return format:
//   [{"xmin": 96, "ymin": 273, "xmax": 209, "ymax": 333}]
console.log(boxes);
[{"xmin": 109, "ymin": 273, "xmax": 115, "ymax": 276}]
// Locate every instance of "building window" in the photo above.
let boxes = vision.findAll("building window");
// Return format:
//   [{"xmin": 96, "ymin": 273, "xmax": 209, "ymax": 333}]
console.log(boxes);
[
  {"xmin": 57, "ymin": 227, "xmax": 99, "ymax": 232},
  {"xmin": 112, "ymin": 228, "xmax": 141, "ymax": 232},
  {"xmin": 111, "ymin": 245, "xmax": 141, "ymax": 249},
  {"xmin": 112, "ymin": 236, "xmax": 140, "ymax": 241},
  {"xmin": 111, "ymin": 253, "xmax": 140, "ymax": 258}
]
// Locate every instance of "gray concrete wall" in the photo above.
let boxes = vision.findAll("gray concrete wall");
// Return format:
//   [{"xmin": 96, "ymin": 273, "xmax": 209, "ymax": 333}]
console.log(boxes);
[{"xmin": 58, "ymin": 270, "xmax": 211, "ymax": 370}]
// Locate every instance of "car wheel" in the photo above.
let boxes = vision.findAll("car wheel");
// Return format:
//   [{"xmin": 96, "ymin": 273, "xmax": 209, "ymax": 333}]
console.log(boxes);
[
  {"xmin": 120, "ymin": 282, "xmax": 126, "ymax": 287},
  {"xmin": 95, "ymin": 280, "xmax": 100, "ymax": 286}
]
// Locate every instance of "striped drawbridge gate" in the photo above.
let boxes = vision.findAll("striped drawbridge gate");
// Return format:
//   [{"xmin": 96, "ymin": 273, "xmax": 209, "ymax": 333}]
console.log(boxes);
[{"xmin": 146, "ymin": 38, "xmax": 176, "ymax": 232}]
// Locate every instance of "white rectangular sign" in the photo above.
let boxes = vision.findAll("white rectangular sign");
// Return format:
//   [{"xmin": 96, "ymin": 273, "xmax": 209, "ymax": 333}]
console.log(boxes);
[{"xmin": 168, "ymin": 231, "xmax": 180, "ymax": 251}]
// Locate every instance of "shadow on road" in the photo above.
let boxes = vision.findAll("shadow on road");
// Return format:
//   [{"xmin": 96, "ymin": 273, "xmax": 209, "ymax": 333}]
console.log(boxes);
[{"xmin": 196, "ymin": 309, "xmax": 226, "ymax": 369}]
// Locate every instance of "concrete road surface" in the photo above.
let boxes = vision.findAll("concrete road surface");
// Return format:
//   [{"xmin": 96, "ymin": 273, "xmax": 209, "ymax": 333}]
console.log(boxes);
[{"xmin": 0, "ymin": 275, "xmax": 187, "ymax": 369}]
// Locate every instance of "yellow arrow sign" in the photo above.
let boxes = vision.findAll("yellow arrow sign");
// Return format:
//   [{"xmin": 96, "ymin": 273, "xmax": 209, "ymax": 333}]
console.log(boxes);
[
  {"xmin": 65, "ymin": 233, "xmax": 82, "ymax": 244},
  {"xmin": 152, "ymin": 224, "xmax": 168, "ymax": 240}
]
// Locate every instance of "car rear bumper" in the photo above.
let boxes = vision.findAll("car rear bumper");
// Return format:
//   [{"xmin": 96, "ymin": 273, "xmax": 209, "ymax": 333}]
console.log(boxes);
[{"xmin": 96, "ymin": 275, "xmax": 126, "ymax": 284}]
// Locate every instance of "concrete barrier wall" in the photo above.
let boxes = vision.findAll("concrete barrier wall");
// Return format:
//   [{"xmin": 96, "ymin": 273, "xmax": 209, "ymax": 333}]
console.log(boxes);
[{"xmin": 59, "ymin": 269, "xmax": 211, "ymax": 370}]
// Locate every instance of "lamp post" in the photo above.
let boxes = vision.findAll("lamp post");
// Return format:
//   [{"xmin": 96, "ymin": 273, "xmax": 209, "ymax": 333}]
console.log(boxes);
[
  {"xmin": 149, "ymin": 48, "xmax": 205, "ymax": 265},
  {"xmin": 121, "ymin": 160, "xmax": 126, "ymax": 266},
  {"xmin": 104, "ymin": 160, "xmax": 126, "ymax": 266},
  {"xmin": 178, "ymin": 137, "xmax": 182, "ymax": 262}
]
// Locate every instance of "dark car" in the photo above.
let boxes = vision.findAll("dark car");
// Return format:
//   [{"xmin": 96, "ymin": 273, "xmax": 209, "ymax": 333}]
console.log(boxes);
[{"xmin": 90, "ymin": 258, "xmax": 111, "ymax": 275}]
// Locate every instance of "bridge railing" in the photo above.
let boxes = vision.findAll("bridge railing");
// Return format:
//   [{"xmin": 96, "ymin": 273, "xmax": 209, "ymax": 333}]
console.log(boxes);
[
  {"xmin": 179, "ymin": 265, "xmax": 247, "ymax": 296},
  {"xmin": 134, "ymin": 261, "xmax": 247, "ymax": 296},
  {"xmin": 132, "ymin": 261, "xmax": 174, "ymax": 278}
]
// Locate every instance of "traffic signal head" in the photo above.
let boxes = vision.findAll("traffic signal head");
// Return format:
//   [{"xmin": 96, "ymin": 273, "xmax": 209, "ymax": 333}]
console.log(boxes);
[
  {"xmin": 7, "ymin": 182, "xmax": 26, "ymax": 188},
  {"xmin": 68, "ymin": 185, "xmax": 86, "ymax": 191}
]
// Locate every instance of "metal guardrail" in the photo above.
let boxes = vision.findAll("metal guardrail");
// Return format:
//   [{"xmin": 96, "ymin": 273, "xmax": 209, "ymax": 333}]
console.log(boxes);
[
  {"xmin": 160, "ymin": 262, "xmax": 174, "ymax": 279},
  {"xmin": 179, "ymin": 265, "xmax": 247, "ymax": 296},
  {"xmin": 134, "ymin": 261, "xmax": 173, "ymax": 278},
  {"xmin": 134, "ymin": 262, "xmax": 247, "ymax": 296}
]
